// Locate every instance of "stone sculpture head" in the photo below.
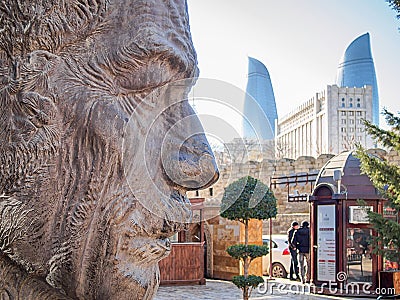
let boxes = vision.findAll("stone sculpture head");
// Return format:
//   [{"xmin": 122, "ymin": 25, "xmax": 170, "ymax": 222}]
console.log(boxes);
[{"xmin": 0, "ymin": 1, "xmax": 218, "ymax": 299}]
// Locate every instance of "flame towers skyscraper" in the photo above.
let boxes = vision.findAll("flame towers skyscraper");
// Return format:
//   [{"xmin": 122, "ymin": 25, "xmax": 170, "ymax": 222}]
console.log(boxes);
[
  {"xmin": 336, "ymin": 33, "xmax": 379, "ymax": 125},
  {"xmin": 242, "ymin": 57, "xmax": 277, "ymax": 140}
]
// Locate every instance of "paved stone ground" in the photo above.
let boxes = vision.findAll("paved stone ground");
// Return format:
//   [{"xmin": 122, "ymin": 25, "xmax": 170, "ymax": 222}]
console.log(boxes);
[{"xmin": 155, "ymin": 278, "xmax": 375, "ymax": 300}]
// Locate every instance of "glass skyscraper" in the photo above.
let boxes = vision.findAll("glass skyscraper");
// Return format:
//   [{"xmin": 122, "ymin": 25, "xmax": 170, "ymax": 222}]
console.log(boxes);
[
  {"xmin": 242, "ymin": 57, "xmax": 277, "ymax": 140},
  {"xmin": 336, "ymin": 32, "xmax": 379, "ymax": 125}
]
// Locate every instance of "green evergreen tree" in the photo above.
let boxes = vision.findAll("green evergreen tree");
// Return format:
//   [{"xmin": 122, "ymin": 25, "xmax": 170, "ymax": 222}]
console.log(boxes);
[
  {"xmin": 387, "ymin": 0, "xmax": 400, "ymax": 19},
  {"xmin": 356, "ymin": 109, "xmax": 400, "ymax": 264},
  {"xmin": 220, "ymin": 176, "xmax": 277, "ymax": 300}
]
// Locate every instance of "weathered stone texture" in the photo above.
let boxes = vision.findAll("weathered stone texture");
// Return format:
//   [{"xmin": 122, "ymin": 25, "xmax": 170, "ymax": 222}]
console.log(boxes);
[{"xmin": 0, "ymin": 1, "xmax": 218, "ymax": 299}]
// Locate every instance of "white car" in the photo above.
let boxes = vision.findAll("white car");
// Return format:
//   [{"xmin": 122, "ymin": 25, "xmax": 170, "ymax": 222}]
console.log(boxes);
[{"xmin": 262, "ymin": 234, "xmax": 292, "ymax": 278}]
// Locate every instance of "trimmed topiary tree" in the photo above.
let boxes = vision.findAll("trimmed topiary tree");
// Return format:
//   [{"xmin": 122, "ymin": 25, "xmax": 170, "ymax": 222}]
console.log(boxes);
[{"xmin": 220, "ymin": 176, "xmax": 277, "ymax": 300}]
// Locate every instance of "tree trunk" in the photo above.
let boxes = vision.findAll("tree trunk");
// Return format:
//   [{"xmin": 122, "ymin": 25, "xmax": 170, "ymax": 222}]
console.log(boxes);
[
  {"xmin": 243, "ymin": 219, "xmax": 250, "ymax": 300},
  {"xmin": 243, "ymin": 286, "xmax": 249, "ymax": 300},
  {"xmin": 244, "ymin": 219, "xmax": 249, "ymax": 278}
]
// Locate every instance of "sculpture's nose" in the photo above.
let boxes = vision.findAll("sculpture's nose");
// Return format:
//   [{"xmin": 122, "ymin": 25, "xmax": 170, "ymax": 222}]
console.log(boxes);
[{"xmin": 162, "ymin": 133, "xmax": 219, "ymax": 191}]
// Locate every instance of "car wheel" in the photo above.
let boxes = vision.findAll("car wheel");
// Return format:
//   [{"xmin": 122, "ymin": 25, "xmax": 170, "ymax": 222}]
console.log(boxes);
[{"xmin": 272, "ymin": 262, "xmax": 287, "ymax": 278}]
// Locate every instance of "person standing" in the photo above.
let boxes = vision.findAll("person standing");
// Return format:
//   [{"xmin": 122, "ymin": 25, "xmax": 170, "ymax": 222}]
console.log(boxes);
[
  {"xmin": 287, "ymin": 221, "xmax": 300, "ymax": 281},
  {"xmin": 292, "ymin": 220, "xmax": 310, "ymax": 283}
]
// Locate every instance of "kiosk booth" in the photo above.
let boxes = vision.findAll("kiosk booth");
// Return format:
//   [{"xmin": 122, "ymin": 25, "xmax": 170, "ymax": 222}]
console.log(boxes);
[{"xmin": 309, "ymin": 151, "xmax": 397, "ymax": 296}]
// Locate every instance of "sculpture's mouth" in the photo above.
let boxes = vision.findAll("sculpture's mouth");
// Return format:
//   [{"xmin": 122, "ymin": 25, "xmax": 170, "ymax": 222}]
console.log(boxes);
[
  {"xmin": 161, "ymin": 187, "xmax": 192, "ymax": 233},
  {"xmin": 112, "ymin": 188, "xmax": 190, "ymax": 271},
  {"xmin": 116, "ymin": 235, "xmax": 172, "ymax": 265},
  {"xmin": 113, "ymin": 186, "xmax": 192, "ymax": 238},
  {"xmin": 155, "ymin": 187, "xmax": 192, "ymax": 237}
]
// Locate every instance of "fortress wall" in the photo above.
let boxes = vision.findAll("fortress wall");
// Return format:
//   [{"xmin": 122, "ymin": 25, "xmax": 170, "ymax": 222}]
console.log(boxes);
[{"xmin": 196, "ymin": 149, "xmax": 396, "ymax": 278}]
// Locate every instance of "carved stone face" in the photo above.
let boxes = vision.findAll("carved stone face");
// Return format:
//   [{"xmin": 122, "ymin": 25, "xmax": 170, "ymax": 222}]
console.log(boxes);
[{"xmin": 0, "ymin": 1, "xmax": 218, "ymax": 299}]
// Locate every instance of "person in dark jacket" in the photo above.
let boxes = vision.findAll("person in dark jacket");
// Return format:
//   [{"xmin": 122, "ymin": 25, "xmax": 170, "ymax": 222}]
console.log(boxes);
[
  {"xmin": 287, "ymin": 221, "xmax": 300, "ymax": 280},
  {"xmin": 292, "ymin": 220, "xmax": 310, "ymax": 283}
]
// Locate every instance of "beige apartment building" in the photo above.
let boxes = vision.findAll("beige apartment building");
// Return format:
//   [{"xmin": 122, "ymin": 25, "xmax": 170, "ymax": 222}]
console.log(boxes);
[{"xmin": 275, "ymin": 84, "xmax": 374, "ymax": 159}]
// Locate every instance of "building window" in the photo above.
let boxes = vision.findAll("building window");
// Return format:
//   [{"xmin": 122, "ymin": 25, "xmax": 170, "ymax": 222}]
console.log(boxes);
[
  {"xmin": 357, "ymin": 111, "xmax": 362, "ymax": 116},
  {"xmin": 349, "ymin": 119, "xmax": 354, "ymax": 124},
  {"xmin": 349, "ymin": 127, "xmax": 354, "ymax": 132},
  {"xmin": 349, "ymin": 111, "xmax": 354, "ymax": 116},
  {"xmin": 342, "ymin": 119, "xmax": 346, "ymax": 124},
  {"xmin": 357, "ymin": 103, "xmax": 360, "ymax": 107},
  {"xmin": 342, "ymin": 103, "xmax": 345, "ymax": 107},
  {"xmin": 341, "ymin": 111, "xmax": 346, "ymax": 116},
  {"xmin": 341, "ymin": 127, "xmax": 347, "ymax": 132},
  {"xmin": 195, "ymin": 190, "xmax": 199, "ymax": 197},
  {"xmin": 209, "ymin": 187, "xmax": 213, "ymax": 196},
  {"xmin": 342, "ymin": 98, "xmax": 345, "ymax": 101},
  {"xmin": 357, "ymin": 98, "xmax": 361, "ymax": 102},
  {"xmin": 350, "ymin": 98, "xmax": 353, "ymax": 102},
  {"xmin": 349, "ymin": 103, "xmax": 353, "ymax": 108}
]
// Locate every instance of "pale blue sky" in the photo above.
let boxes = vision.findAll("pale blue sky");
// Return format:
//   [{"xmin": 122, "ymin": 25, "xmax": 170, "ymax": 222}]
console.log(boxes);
[{"xmin": 187, "ymin": 0, "xmax": 400, "ymax": 129}]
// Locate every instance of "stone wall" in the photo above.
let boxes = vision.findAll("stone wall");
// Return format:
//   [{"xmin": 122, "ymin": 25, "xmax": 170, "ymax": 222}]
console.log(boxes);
[
  {"xmin": 195, "ymin": 149, "xmax": 400, "ymax": 279},
  {"xmin": 209, "ymin": 217, "xmax": 240, "ymax": 280},
  {"xmin": 209, "ymin": 217, "xmax": 263, "ymax": 280},
  {"xmin": 189, "ymin": 153, "xmax": 335, "ymax": 232},
  {"xmin": 263, "ymin": 213, "xmax": 310, "ymax": 236},
  {"xmin": 191, "ymin": 149, "xmax": 399, "ymax": 234}
]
